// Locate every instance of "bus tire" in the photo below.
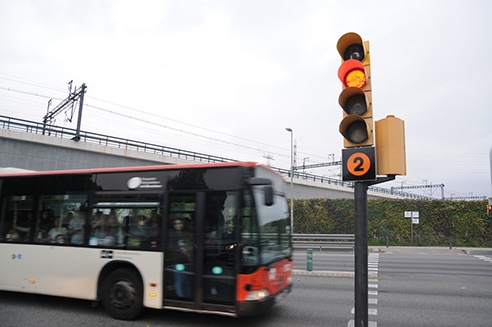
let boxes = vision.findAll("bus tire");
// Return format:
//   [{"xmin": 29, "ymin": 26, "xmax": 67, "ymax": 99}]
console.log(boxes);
[{"xmin": 102, "ymin": 268, "xmax": 143, "ymax": 320}]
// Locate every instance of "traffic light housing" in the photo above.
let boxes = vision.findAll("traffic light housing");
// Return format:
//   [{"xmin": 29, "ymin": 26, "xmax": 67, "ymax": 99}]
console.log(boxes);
[
  {"xmin": 375, "ymin": 115, "xmax": 407, "ymax": 176},
  {"xmin": 337, "ymin": 32, "xmax": 373, "ymax": 148},
  {"xmin": 487, "ymin": 204, "xmax": 492, "ymax": 215}
]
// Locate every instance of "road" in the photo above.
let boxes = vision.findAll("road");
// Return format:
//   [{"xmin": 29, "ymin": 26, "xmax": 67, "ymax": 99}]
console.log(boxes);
[
  {"xmin": 293, "ymin": 247, "xmax": 492, "ymax": 326},
  {"xmin": 1, "ymin": 247, "xmax": 491, "ymax": 326}
]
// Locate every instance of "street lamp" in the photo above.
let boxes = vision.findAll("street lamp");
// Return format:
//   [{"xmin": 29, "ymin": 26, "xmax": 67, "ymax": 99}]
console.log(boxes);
[{"xmin": 285, "ymin": 127, "xmax": 294, "ymax": 233}]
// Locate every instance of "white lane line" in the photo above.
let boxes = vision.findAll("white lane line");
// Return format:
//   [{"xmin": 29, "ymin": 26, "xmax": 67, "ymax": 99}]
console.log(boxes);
[
  {"xmin": 348, "ymin": 320, "xmax": 377, "ymax": 327},
  {"xmin": 474, "ymin": 255, "xmax": 492, "ymax": 263},
  {"xmin": 351, "ymin": 308, "xmax": 377, "ymax": 315},
  {"xmin": 348, "ymin": 253, "xmax": 380, "ymax": 327}
]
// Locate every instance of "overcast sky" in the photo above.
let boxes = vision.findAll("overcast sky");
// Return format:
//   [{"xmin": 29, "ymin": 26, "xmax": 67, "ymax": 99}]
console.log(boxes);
[{"xmin": 1, "ymin": 0, "xmax": 491, "ymax": 199}]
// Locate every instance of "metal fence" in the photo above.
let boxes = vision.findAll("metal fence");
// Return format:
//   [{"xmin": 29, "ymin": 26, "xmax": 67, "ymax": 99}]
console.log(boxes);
[
  {"xmin": 292, "ymin": 233, "xmax": 355, "ymax": 250},
  {"xmin": 0, "ymin": 115, "xmax": 236, "ymax": 164}
]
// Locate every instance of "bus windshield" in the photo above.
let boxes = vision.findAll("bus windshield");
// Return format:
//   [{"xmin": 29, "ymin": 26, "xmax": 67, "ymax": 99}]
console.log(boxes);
[{"xmin": 252, "ymin": 186, "xmax": 291, "ymax": 265}]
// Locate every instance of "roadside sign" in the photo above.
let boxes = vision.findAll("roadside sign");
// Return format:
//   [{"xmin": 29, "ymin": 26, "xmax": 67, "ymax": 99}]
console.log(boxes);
[
  {"xmin": 404, "ymin": 211, "xmax": 419, "ymax": 222},
  {"xmin": 404, "ymin": 211, "xmax": 420, "ymax": 244},
  {"xmin": 342, "ymin": 147, "xmax": 376, "ymax": 181}
]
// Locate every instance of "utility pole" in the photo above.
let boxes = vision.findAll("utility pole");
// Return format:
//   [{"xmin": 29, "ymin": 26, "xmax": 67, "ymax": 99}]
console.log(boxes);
[
  {"xmin": 285, "ymin": 128, "xmax": 294, "ymax": 233},
  {"xmin": 72, "ymin": 83, "xmax": 87, "ymax": 141},
  {"xmin": 43, "ymin": 81, "xmax": 87, "ymax": 141}
]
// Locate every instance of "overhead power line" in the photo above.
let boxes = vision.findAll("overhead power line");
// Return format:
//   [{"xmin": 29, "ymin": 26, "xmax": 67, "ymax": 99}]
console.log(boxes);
[
  {"xmin": 391, "ymin": 183, "xmax": 445, "ymax": 199},
  {"xmin": 0, "ymin": 80, "xmax": 331, "ymax": 163},
  {"xmin": 85, "ymin": 103, "xmax": 291, "ymax": 159},
  {"xmin": 0, "ymin": 86, "xmax": 61, "ymax": 100}
]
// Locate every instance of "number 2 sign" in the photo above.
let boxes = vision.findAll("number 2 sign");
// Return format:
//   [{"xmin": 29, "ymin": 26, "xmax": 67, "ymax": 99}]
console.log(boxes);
[{"xmin": 342, "ymin": 147, "xmax": 376, "ymax": 181}]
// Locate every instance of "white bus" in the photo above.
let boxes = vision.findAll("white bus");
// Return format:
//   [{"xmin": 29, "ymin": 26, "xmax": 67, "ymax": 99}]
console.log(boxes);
[{"xmin": 0, "ymin": 162, "xmax": 292, "ymax": 320}]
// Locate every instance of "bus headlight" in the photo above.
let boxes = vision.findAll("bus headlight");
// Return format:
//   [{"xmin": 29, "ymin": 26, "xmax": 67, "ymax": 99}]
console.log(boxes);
[{"xmin": 245, "ymin": 289, "xmax": 270, "ymax": 301}]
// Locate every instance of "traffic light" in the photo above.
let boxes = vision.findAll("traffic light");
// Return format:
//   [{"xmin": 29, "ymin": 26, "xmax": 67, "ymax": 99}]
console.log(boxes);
[
  {"xmin": 337, "ymin": 32, "xmax": 373, "ymax": 148},
  {"xmin": 487, "ymin": 204, "xmax": 492, "ymax": 215}
]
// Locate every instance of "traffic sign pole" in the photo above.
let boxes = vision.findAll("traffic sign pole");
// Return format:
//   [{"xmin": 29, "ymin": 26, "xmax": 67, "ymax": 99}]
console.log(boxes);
[
  {"xmin": 411, "ymin": 218, "xmax": 413, "ymax": 245},
  {"xmin": 405, "ymin": 211, "xmax": 419, "ymax": 245},
  {"xmin": 354, "ymin": 181, "xmax": 368, "ymax": 326},
  {"xmin": 353, "ymin": 175, "xmax": 395, "ymax": 327}
]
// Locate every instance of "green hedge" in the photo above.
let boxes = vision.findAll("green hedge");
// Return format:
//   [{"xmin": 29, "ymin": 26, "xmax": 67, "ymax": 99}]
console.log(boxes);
[{"xmin": 291, "ymin": 199, "xmax": 491, "ymax": 247}]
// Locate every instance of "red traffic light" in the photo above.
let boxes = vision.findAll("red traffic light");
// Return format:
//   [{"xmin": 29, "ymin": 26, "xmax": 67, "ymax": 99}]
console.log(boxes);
[{"xmin": 338, "ymin": 59, "xmax": 366, "ymax": 88}]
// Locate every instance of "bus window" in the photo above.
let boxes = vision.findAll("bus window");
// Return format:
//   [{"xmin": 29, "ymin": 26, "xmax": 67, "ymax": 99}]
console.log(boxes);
[
  {"xmin": 89, "ymin": 207, "xmax": 161, "ymax": 249},
  {"xmin": 128, "ymin": 208, "xmax": 161, "ymax": 249},
  {"xmin": 36, "ymin": 209, "xmax": 55, "ymax": 243},
  {"xmin": 240, "ymin": 190, "xmax": 260, "ymax": 271},
  {"xmin": 0, "ymin": 196, "xmax": 34, "ymax": 242},
  {"xmin": 165, "ymin": 194, "xmax": 196, "ymax": 300},
  {"xmin": 90, "ymin": 209, "xmax": 123, "ymax": 247},
  {"xmin": 165, "ymin": 191, "xmax": 239, "ymax": 304},
  {"xmin": 252, "ymin": 186, "xmax": 291, "ymax": 265},
  {"xmin": 91, "ymin": 193, "xmax": 161, "ymax": 249},
  {"xmin": 36, "ymin": 195, "xmax": 88, "ymax": 244},
  {"xmin": 202, "ymin": 191, "xmax": 238, "ymax": 304}
]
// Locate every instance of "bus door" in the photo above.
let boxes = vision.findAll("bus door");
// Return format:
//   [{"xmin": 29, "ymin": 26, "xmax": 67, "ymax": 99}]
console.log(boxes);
[{"xmin": 164, "ymin": 191, "xmax": 239, "ymax": 308}]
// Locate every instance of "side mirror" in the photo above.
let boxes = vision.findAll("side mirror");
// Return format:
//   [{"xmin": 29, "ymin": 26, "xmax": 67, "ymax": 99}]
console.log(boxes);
[
  {"xmin": 246, "ymin": 178, "xmax": 274, "ymax": 206},
  {"xmin": 264, "ymin": 186, "xmax": 274, "ymax": 206}
]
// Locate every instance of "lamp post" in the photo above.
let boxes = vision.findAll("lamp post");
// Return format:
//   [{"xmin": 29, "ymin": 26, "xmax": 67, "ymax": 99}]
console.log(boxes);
[{"xmin": 285, "ymin": 127, "xmax": 294, "ymax": 233}]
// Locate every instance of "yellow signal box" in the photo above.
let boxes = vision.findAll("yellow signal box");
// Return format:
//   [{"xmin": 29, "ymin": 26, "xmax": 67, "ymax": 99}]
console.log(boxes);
[{"xmin": 375, "ymin": 115, "xmax": 406, "ymax": 176}]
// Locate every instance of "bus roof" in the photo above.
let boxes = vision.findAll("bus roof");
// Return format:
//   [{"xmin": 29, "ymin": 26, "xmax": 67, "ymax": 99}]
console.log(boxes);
[{"xmin": 0, "ymin": 161, "xmax": 282, "ymax": 178}]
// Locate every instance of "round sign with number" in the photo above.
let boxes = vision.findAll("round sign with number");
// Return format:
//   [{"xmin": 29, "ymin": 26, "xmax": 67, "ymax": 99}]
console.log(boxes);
[
  {"xmin": 341, "ymin": 147, "xmax": 376, "ymax": 181},
  {"xmin": 347, "ymin": 152, "xmax": 371, "ymax": 176}
]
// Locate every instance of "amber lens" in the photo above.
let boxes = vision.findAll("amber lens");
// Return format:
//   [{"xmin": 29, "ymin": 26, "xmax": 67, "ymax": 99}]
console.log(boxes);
[{"xmin": 345, "ymin": 69, "xmax": 366, "ymax": 88}]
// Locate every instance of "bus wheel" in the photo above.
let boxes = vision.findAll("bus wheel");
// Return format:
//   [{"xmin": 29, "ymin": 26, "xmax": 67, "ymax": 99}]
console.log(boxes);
[{"xmin": 102, "ymin": 268, "xmax": 143, "ymax": 320}]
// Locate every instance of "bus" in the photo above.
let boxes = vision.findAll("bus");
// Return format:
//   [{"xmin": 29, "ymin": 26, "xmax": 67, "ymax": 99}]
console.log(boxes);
[{"xmin": 0, "ymin": 162, "xmax": 292, "ymax": 320}]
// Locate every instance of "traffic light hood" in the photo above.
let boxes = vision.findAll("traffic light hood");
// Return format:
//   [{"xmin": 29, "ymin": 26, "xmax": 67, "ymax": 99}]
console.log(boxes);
[
  {"xmin": 339, "ymin": 87, "xmax": 367, "ymax": 114},
  {"xmin": 337, "ymin": 32, "xmax": 364, "ymax": 61},
  {"xmin": 339, "ymin": 114, "xmax": 371, "ymax": 144}
]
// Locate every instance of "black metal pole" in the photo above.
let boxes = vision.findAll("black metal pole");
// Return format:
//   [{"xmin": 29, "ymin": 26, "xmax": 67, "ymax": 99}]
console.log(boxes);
[
  {"xmin": 354, "ymin": 181, "xmax": 368, "ymax": 327},
  {"xmin": 72, "ymin": 83, "xmax": 86, "ymax": 141}
]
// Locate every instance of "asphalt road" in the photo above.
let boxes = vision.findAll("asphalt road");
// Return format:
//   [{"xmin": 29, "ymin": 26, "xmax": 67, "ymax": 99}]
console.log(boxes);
[
  {"xmin": 1, "ymin": 247, "xmax": 491, "ymax": 326},
  {"xmin": 293, "ymin": 247, "xmax": 492, "ymax": 326}
]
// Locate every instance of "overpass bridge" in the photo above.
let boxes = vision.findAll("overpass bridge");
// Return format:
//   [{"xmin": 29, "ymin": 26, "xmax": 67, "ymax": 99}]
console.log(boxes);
[{"xmin": 0, "ymin": 115, "xmax": 423, "ymax": 200}]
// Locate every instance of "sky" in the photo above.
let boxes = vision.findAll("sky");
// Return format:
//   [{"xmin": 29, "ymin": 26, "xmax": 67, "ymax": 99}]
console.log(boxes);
[{"xmin": 0, "ymin": 0, "xmax": 491, "ymax": 200}]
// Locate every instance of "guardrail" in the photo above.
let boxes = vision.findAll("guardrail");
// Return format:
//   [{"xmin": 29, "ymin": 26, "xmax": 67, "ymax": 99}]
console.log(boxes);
[
  {"xmin": 292, "ymin": 233, "xmax": 355, "ymax": 251},
  {"xmin": 0, "ymin": 115, "xmax": 237, "ymax": 164}
]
